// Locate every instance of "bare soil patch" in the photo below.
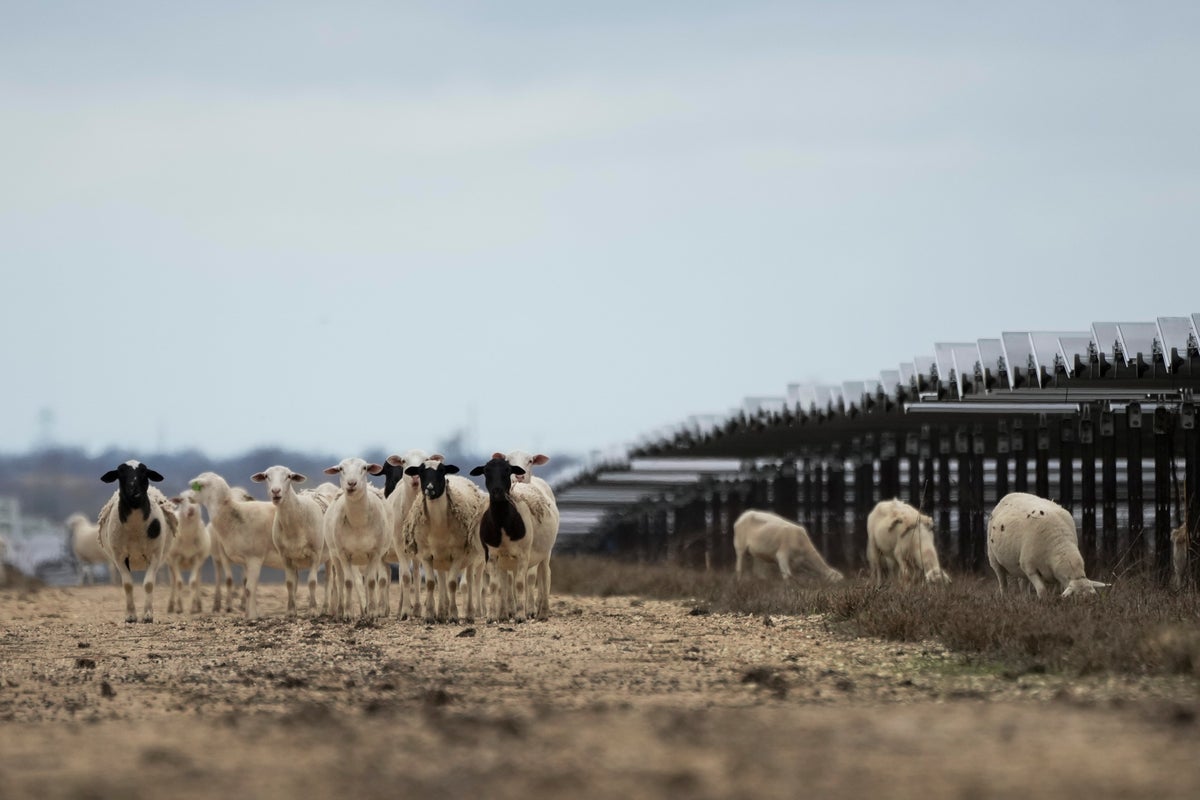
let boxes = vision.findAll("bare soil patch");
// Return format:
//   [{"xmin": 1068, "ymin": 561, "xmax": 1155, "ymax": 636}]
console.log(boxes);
[{"xmin": 2, "ymin": 582, "xmax": 1199, "ymax": 799}]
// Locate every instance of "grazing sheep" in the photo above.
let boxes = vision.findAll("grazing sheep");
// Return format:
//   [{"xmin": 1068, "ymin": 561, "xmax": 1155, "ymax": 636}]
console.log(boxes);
[
  {"xmin": 987, "ymin": 492, "xmax": 1108, "ymax": 598},
  {"xmin": 400, "ymin": 459, "xmax": 487, "ymax": 623},
  {"xmin": 321, "ymin": 458, "xmax": 392, "ymax": 619},
  {"xmin": 471, "ymin": 456, "xmax": 560, "ymax": 622},
  {"xmin": 65, "ymin": 512, "xmax": 114, "ymax": 585},
  {"xmin": 733, "ymin": 509, "xmax": 844, "ymax": 583},
  {"xmin": 251, "ymin": 465, "xmax": 328, "ymax": 616},
  {"xmin": 383, "ymin": 450, "xmax": 443, "ymax": 619},
  {"xmin": 165, "ymin": 490, "xmax": 212, "ymax": 614},
  {"xmin": 1172, "ymin": 522, "xmax": 1190, "ymax": 591},
  {"xmin": 866, "ymin": 499, "xmax": 951, "ymax": 586},
  {"xmin": 188, "ymin": 472, "xmax": 280, "ymax": 620},
  {"xmin": 97, "ymin": 461, "xmax": 178, "ymax": 622}
]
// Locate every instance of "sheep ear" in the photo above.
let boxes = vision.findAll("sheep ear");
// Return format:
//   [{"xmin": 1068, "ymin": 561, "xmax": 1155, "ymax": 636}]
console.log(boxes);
[
  {"xmin": 510, "ymin": 466, "xmax": 526, "ymax": 476},
  {"xmin": 323, "ymin": 466, "xmax": 341, "ymax": 476},
  {"xmin": 1088, "ymin": 580, "xmax": 1109, "ymax": 588},
  {"xmin": 404, "ymin": 466, "xmax": 421, "ymax": 476},
  {"xmin": 251, "ymin": 472, "xmax": 267, "ymax": 483},
  {"xmin": 101, "ymin": 470, "xmax": 119, "ymax": 483},
  {"xmin": 921, "ymin": 514, "xmax": 933, "ymax": 526},
  {"xmin": 386, "ymin": 454, "xmax": 403, "ymax": 467},
  {"xmin": 170, "ymin": 496, "xmax": 182, "ymax": 504},
  {"xmin": 532, "ymin": 454, "xmax": 549, "ymax": 466},
  {"xmin": 469, "ymin": 466, "xmax": 486, "ymax": 476},
  {"xmin": 492, "ymin": 452, "xmax": 505, "ymax": 460},
  {"xmin": 429, "ymin": 453, "xmax": 445, "ymax": 462},
  {"xmin": 145, "ymin": 469, "xmax": 164, "ymax": 482},
  {"xmin": 290, "ymin": 473, "xmax": 307, "ymax": 484},
  {"xmin": 366, "ymin": 463, "xmax": 384, "ymax": 476},
  {"xmin": 444, "ymin": 464, "xmax": 460, "ymax": 475}
]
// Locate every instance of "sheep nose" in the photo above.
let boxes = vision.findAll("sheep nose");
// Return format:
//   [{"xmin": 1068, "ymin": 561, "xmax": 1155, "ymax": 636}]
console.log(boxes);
[{"xmin": 346, "ymin": 480, "xmax": 358, "ymax": 490}]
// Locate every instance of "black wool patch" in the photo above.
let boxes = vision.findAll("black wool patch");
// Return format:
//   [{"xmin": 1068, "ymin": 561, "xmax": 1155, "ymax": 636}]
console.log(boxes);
[{"xmin": 147, "ymin": 519, "xmax": 162, "ymax": 539}]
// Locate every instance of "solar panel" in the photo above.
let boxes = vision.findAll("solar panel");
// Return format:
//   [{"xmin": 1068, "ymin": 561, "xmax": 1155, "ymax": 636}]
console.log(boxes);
[
  {"xmin": 1157, "ymin": 317, "xmax": 1194, "ymax": 370},
  {"xmin": 1091, "ymin": 322, "xmax": 1122, "ymax": 361},
  {"xmin": 842, "ymin": 381, "xmax": 866, "ymax": 411},
  {"xmin": 976, "ymin": 339, "xmax": 1004, "ymax": 391},
  {"xmin": 1116, "ymin": 322, "xmax": 1160, "ymax": 365},
  {"xmin": 899, "ymin": 363, "xmax": 917, "ymax": 390},
  {"xmin": 948, "ymin": 343, "xmax": 981, "ymax": 397},
  {"xmin": 1000, "ymin": 332, "xmax": 1037, "ymax": 389},
  {"xmin": 1056, "ymin": 335, "xmax": 1096, "ymax": 376},
  {"xmin": 913, "ymin": 356, "xmax": 936, "ymax": 391},
  {"xmin": 744, "ymin": 396, "xmax": 786, "ymax": 416},
  {"xmin": 1029, "ymin": 331, "xmax": 1089, "ymax": 384},
  {"xmin": 796, "ymin": 385, "xmax": 820, "ymax": 414},
  {"xmin": 880, "ymin": 369, "xmax": 902, "ymax": 395}
]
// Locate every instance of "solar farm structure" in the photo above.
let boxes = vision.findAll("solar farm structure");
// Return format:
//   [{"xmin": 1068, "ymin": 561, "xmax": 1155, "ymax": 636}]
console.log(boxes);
[{"xmin": 550, "ymin": 315, "xmax": 1200, "ymax": 586}]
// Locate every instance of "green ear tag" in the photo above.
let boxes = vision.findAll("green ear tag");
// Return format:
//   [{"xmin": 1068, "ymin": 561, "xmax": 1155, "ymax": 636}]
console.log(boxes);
[{"xmin": 190, "ymin": 481, "xmax": 202, "ymax": 492}]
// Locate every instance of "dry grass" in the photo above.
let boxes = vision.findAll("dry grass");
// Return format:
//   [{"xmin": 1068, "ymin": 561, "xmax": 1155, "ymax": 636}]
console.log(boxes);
[{"xmin": 552, "ymin": 556, "xmax": 1200, "ymax": 678}]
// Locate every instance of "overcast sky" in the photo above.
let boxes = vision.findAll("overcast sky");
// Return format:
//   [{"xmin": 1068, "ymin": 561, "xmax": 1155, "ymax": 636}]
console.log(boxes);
[{"xmin": 3, "ymin": 1, "xmax": 1198, "ymax": 462}]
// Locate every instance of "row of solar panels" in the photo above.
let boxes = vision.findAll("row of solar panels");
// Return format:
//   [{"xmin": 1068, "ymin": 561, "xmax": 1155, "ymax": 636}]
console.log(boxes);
[{"xmin": 547, "ymin": 314, "xmax": 1200, "ymax": 513}]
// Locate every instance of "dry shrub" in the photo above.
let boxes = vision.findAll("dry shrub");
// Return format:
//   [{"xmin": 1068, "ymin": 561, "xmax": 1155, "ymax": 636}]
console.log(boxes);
[{"xmin": 553, "ymin": 556, "xmax": 1200, "ymax": 677}]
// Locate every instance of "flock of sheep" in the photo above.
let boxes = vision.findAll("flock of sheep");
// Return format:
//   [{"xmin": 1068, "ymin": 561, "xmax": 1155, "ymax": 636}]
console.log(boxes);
[
  {"xmin": 733, "ymin": 491, "xmax": 1132, "ymax": 597},
  {"xmin": 69, "ymin": 449, "xmax": 560, "ymax": 624}
]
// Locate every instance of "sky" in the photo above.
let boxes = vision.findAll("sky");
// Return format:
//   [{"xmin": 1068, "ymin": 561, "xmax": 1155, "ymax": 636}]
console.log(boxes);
[{"xmin": 3, "ymin": 1, "xmax": 1199, "ymax": 462}]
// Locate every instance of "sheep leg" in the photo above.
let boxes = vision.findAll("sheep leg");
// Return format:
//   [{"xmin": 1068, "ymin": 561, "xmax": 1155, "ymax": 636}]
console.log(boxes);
[
  {"xmin": 423, "ymin": 559, "xmax": 437, "ymax": 624},
  {"xmin": 514, "ymin": 560, "xmax": 529, "ymax": 623},
  {"xmin": 188, "ymin": 566, "xmax": 203, "ymax": 614},
  {"xmin": 377, "ymin": 562, "xmax": 390, "ymax": 618},
  {"xmin": 485, "ymin": 564, "xmax": 499, "ymax": 623},
  {"xmin": 774, "ymin": 552, "xmax": 794, "ymax": 581},
  {"xmin": 284, "ymin": 565, "xmax": 299, "ymax": 616},
  {"xmin": 1024, "ymin": 570, "xmax": 1048, "ymax": 598},
  {"xmin": 168, "ymin": 564, "xmax": 182, "ymax": 613},
  {"xmin": 306, "ymin": 565, "xmax": 319, "ymax": 614},
  {"xmin": 114, "ymin": 558, "xmax": 137, "ymax": 623},
  {"xmin": 735, "ymin": 548, "xmax": 746, "ymax": 580},
  {"xmin": 212, "ymin": 554, "xmax": 225, "ymax": 612},
  {"xmin": 243, "ymin": 558, "xmax": 265, "ymax": 620},
  {"xmin": 536, "ymin": 560, "xmax": 551, "ymax": 620},
  {"xmin": 398, "ymin": 559, "xmax": 414, "ymax": 620},
  {"xmin": 364, "ymin": 555, "xmax": 383, "ymax": 619},
  {"xmin": 141, "ymin": 559, "xmax": 159, "ymax": 623}
]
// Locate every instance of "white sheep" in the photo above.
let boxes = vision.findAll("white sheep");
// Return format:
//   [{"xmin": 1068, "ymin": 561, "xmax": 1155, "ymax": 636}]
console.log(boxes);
[
  {"xmin": 208, "ymin": 486, "xmax": 257, "ymax": 614},
  {"xmin": 501, "ymin": 450, "xmax": 556, "ymax": 502},
  {"xmin": 987, "ymin": 492, "xmax": 1108, "ymax": 597},
  {"xmin": 188, "ymin": 471, "xmax": 280, "ymax": 619},
  {"xmin": 471, "ymin": 456, "xmax": 560, "ymax": 622},
  {"xmin": 733, "ymin": 509, "xmax": 844, "ymax": 583},
  {"xmin": 251, "ymin": 465, "xmax": 329, "ymax": 616},
  {"xmin": 866, "ymin": 499, "xmax": 951, "ymax": 586},
  {"xmin": 400, "ymin": 459, "xmax": 488, "ymax": 623},
  {"xmin": 65, "ymin": 512, "xmax": 114, "ymax": 585},
  {"xmin": 321, "ymin": 458, "xmax": 392, "ymax": 619},
  {"xmin": 164, "ymin": 489, "xmax": 212, "ymax": 614},
  {"xmin": 97, "ymin": 460, "xmax": 178, "ymax": 622},
  {"xmin": 384, "ymin": 449, "xmax": 444, "ymax": 619},
  {"xmin": 299, "ymin": 481, "xmax": 345, "ymax": 616}
]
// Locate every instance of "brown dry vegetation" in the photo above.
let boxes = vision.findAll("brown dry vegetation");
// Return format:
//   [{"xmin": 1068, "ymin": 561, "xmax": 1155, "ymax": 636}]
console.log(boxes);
[{"xmin": 1, "ymin": 557, "xmax": 1199, "ymax": 799}]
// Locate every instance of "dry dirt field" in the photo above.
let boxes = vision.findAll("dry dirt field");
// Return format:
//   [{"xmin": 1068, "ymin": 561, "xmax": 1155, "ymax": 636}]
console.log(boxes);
[{"xmin": 2, "ymin": 580, "xmax": 1200, "ymax": 799}]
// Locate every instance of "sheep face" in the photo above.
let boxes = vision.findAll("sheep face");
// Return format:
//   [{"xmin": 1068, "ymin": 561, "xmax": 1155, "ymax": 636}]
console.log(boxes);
[
  {"xmin": 171, "ymin": 489, "xmax": 202, "ymax": 522},
  {"xmin": 385, "ymin": 450, "xmax": 442, "ymax": 496},
  {"xmin": 323, "ymin": 458, "xmax": 383, "ymax": 498},
  {"xmin": 471, "ymin": 458, "xmax": 526, "ymax": 502},
  {"xmin": 499, "ymin": 450, "xmax": 549, "ymax": 485},
  {"xmin": 101, "ymin": 460, "xmax": 164, "ymax": 505},
  {"xmin": 1062, "ymin": 578, "xmax": 1108, "ymax": 598},
  {"xmin": 251, "ymin": 465, "xmax": 307, "ymax": 505},
  {"xmin": 404, "ymin": 460, "xmax": 460, "ymax": 500}
]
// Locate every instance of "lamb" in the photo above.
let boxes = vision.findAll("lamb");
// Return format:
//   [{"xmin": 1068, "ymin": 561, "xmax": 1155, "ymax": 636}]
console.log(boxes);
[
  {"xmin": 732, "ymin": 509, "xmax": 844, "ymax": 583},
  {"xmin": 986, "ymin": 492, "xmax": 1108, "ymax": 597},
  {"xmin": 97, "ymin": 460, "xmax": 178, "ymax": 622},
  {"xmin": 188, "ymin": 471, "xmax": 280, "ymax": 619},
  {"xmin": 866, "ymin": 499, "xmax": 951, "ymax": 586},
  {"xmin": 470, "ymin": 456, "xmax": 560, "ymax": 622},
  {"xmin": 383, "ymin": 449, "xmax": 443, "ymax": 619},
  {"xmin": 321, "ymin": 458, "xmax": 392, "ymax": 619},
  {"xmin": 65, "ymin": 512, "xmax": 114, "ymax": 585},
  {"xmin": 400, "ymin": 459, "xmax": 488, "ymax": 623},
  {"xmin": 251, "ymin": 465, "xmax": 329, "ymax": 616},
  {"xmin": 164, "ymin": 489, "xmax": 212, "ymax": 614}
]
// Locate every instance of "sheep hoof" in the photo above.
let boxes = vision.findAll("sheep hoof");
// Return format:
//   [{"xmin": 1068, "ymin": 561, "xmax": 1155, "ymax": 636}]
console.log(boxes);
[
  {"xmin": 125, "ymin": 614, "xmax": 138, "ymax": 624},
  {"xmin": 141, "ymin": 614, "xmax": 154, "ymax": 623}
]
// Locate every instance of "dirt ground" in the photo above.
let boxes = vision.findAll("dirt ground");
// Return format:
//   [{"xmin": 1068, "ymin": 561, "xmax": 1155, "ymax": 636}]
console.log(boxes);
[{"xmin": 2, "ymin": 581, "xmax": 1200, "ymax": 799}]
